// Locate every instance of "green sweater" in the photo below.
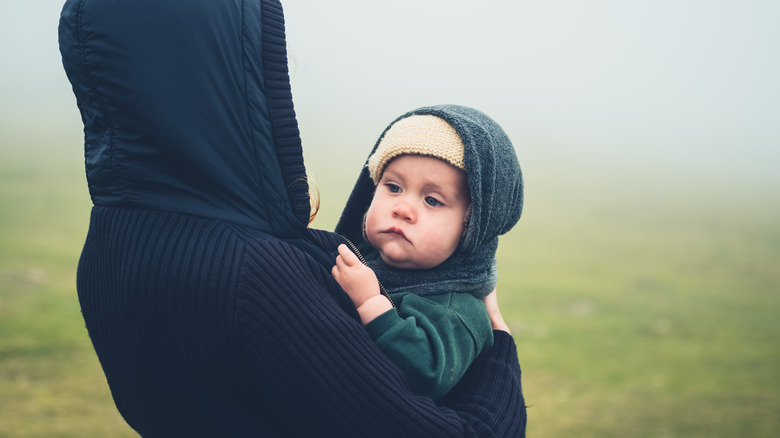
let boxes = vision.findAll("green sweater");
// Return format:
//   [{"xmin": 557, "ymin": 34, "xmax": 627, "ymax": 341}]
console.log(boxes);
[{"xmin": 365, "ymin": 291, "xmax": 494, "ymax": 400}]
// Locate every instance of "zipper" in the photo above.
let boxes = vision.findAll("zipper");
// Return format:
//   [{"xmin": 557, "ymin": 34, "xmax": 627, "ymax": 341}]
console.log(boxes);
[{"xmin": 340, "ymin": 236, "xmax": 399, "ymax": 315}]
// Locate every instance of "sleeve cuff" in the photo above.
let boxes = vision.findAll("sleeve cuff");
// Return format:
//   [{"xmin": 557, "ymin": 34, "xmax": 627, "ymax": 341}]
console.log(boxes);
[{"xmin": 364, "ymin": 308, "xmax": 402, "ymax": 341}]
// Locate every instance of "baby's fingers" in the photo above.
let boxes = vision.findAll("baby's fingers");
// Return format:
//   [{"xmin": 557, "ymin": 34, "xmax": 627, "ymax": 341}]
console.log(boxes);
[{"xmin": 336, "ymin": 244, "xmax": 361, "ymax": 267}]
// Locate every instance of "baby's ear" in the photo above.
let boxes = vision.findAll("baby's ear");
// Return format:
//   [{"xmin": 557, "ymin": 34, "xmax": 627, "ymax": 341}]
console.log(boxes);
[{"xmin": 460, "ymin": 205, "xmax": 472, "ymax": 242}]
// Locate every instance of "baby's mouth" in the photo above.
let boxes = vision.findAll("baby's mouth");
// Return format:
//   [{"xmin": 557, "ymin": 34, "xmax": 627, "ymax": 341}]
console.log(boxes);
[{"xmin": 383, "ymin": 226, "xmax": 409, "ymax": 242}]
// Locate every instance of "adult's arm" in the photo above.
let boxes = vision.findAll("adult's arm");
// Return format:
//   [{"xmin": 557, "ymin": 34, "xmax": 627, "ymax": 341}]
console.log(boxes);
[{"xmin": 237, "ymin": 240, "xmax": 526, "ymax": 437}]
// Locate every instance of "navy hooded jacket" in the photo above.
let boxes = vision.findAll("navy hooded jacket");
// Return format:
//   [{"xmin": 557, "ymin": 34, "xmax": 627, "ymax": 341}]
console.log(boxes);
[
  {"xmin": 59, "ymin": 0, "xmax": 309, "ymax": 237},
  {"xmin": 59, "ymin": 0, "xmax": 526, "ymax": 436}
]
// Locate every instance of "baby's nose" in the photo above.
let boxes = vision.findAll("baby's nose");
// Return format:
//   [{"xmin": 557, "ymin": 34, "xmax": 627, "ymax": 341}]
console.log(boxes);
[{"xmin": 392, "ymin": 201, "xmax": 416, "ymax": 222}]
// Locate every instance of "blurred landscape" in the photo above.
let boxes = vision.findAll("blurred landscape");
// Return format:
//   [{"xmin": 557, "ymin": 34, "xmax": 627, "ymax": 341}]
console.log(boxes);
[
  {"xmin": 2, "ymin": 0, "xmax": 779, "ymax": 436},
  {"xmin": 1, "ymin": 122, "xmax": 778, "ymax": 437}
]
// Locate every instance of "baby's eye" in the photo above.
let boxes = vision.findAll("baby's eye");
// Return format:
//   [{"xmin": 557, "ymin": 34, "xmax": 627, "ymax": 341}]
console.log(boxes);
[
  {"xmin": 386, "ymin": 183, "xmax": 401, "ymax": 193},
  {"xmin": 425, "ymin": 196, "xmax": 443, "ymax": 207}
]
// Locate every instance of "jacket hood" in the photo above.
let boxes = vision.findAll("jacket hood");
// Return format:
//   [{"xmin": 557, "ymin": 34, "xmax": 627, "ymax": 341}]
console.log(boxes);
[
  {"xmin": 335, "ymin": 105, "xmax": 523, "ymax": 298},
  {"xmin": 59, "ymin": 0, "xmax": 309, "ymax": 238}
]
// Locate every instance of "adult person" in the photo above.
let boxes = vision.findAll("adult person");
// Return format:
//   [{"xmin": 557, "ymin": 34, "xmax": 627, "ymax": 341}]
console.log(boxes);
[{"xmin": 59, "ymin": 0, "xmax": 527, "ymax": 436}]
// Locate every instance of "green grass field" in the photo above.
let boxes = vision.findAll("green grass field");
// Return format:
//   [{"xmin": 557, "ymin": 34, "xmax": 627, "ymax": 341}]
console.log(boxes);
[{"xmin": 2, "ymin": 127, "xmax": 778, "ymax": 437}]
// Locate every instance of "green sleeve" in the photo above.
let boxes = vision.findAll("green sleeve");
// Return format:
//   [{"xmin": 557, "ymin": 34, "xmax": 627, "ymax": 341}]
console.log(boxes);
[{"xmin": 364, "ymin": 292, "xmax": 494, "ymax": 400}]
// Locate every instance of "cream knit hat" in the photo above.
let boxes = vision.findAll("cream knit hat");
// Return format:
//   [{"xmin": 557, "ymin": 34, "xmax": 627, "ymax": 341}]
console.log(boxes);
[{"xmin": 367, "ymin": 115, "xmax": 465, "ymax": 184}]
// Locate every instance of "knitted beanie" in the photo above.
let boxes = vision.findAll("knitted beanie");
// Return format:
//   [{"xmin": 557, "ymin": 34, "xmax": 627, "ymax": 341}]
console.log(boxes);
[{"xmin": 367, "ymin": 115, "xmax": 465, "ymax": 184}]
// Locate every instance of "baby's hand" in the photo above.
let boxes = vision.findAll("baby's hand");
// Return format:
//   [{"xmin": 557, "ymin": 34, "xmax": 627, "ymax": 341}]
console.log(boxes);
[{"xmin": 332, "ymin": 244, "xmax": 380, "ymax": 307}]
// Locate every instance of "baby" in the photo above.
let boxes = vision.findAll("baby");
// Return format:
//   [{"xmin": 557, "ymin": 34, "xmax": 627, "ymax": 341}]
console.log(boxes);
[{"xmin": 333, "ymin": 105, "xmax": 523, "ymax": 400}]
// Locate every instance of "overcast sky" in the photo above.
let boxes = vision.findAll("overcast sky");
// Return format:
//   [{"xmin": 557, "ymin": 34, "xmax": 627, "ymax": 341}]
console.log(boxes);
[
  {"xmin": 282, "ymin": 1, "xmax": 780, "ymax": 182},
  {"xmin": 2, "ymin": 0, "xmax": 778, "ymax": 190}
]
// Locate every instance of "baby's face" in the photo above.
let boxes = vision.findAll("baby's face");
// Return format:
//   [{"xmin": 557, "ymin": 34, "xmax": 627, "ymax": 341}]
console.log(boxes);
[{"xmin": 365, "ymin": 155, "xmax": 470, "ymax": 270}]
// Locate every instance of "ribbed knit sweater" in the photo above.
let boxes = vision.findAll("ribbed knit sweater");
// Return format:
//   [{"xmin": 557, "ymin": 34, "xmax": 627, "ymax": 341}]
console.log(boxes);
[
  {"xmin": 78, "ymin": 206, "xmax": 526, "ymax": 436},
  {"xmin": 59, "ymin": 0, "xmax": 527, "ymax": 435}
]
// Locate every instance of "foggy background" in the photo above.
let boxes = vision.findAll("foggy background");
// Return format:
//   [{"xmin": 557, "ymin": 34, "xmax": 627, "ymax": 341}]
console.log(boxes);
[
  {"xmin": 1, "ymin": 1, "xmax": 778, "ymax": 436},
  {"xmin": 282, "ymin": 0, "xmax": 780, "ymax": 206},
  {"xmin": 2, "ymin": 0, "xmax": 778, "ymax": 206}
]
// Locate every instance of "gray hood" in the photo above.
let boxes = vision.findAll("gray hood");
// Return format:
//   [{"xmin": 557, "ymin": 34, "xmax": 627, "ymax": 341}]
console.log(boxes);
[{"xmin": 335, "ymin": 105, "xmax": 523, "ymax": 298}]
